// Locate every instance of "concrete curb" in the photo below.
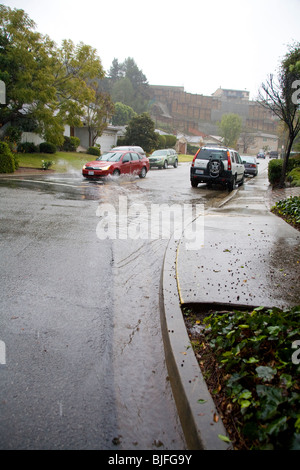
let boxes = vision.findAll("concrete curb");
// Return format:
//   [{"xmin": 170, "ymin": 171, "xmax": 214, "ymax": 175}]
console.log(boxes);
[{"xmin": 159, "ymin": 233, "xmax": 231, "ymax": 450}]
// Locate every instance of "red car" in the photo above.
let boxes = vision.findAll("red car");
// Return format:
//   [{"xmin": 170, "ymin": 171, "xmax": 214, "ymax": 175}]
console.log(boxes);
[{"xmin": 82, "ymin": 150, "xmax": 150, "ymax": 179}]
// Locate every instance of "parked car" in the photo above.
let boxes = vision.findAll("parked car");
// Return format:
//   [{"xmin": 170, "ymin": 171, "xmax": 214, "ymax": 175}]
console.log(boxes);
[
  {"xmin": 242, "ymin": 156, "xmax": 258, "ymax": 177},
  {"xmin": 257, "ymin": 152, "xmax": 265, "ymax": 159},
  {"xmin": 190, "ymin": 146, "xmax": 245, "ymax": 191},
  {"xmin": 148, "ymin": 149, "xmax": 178, "ymax": 169},
  {"xmin": 112, "ymin": 146, "xmax": 147, "ymax": 158},
  {"xmin": 82, "ymin": 150, "xmax": 150, "ymax": 179},
  {"xmin": 269, "ymin": 151, "xmax": 278, "ymax": 159}
]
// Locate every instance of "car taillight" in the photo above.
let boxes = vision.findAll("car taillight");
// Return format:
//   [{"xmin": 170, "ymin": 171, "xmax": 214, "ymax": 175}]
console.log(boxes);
[
  {"xmin": 192, "ymin": 149, "xmax": 200, "ymax": 167},
  {"xmin": 227, "ymin": 151, "xmax": 231, "ymax": 170}
]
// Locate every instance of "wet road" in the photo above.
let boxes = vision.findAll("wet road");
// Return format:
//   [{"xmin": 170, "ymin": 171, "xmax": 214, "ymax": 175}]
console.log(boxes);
[{"xmin": 0, "ymin": 162, "xmax": 237, "ymax": 449}]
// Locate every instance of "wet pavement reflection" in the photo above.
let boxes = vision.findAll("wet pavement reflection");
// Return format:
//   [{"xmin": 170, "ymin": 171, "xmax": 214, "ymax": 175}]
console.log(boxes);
[{"xmin": 1, "ymin": 163, "xmax": 223, "ymax": 449}]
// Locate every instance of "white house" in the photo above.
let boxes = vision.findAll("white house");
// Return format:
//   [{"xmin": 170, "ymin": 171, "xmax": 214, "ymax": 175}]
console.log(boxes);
[{"xmin": 18, "ymin": 124, "xmax": 120, "ymax": 154}]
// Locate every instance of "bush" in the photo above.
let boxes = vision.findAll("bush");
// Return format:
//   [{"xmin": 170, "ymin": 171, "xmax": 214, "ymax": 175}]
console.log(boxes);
[
  {"xmin": 187, "ymin": 144, "xmax": 199, "ymax": 155},
  {"xmin": 0, "ymin": 141, "xmax": 15, "ymax": 173},
  {"xmin": 41, "ymin": 160, "xmax": 54, "ymax": 170},
  {"xmin": 268, "ymin": 157, "xmax": 300, "ymax": 186},
  {"xmin": 4, "ymin": 126, "xmax": 22, "ymax": 151},
  {"xmin": 287, "ymin": 168, "xmax": 300, "ymax": 187},
  {"xmin": 157, "ymin": 134, "xmax": 166, "ymax": 149},
  {"xmin": 271, "ymin": 195, "xmax": 300, "ymax": 228},
  {"xmin": 164, "ymin": 134, "xmax": 177, "ymax": 148},
  {"xmin": 184, "ymin": 304, "xmax": 300, "ymax": 449},
  {"xmin": 60, "ymin": 136, "xmax": 80, "ymax": 152},
  {"xmin": 17, "ymin": 142, "xmax": 38, "ymax": 153},
  {"xmin": 39, "ymin": 142, "xmax": 57, "ymax": 154},
  {"xmin": 268, "ymin": 159, "xmax": 284, "ymax": 185},
  {"xmin": 288, "ymin": 155, "xmax": 300, "ymax": 171},
  {"xmin": 87, "ymin": 146, "xmax": 100, "ymax": 156}
]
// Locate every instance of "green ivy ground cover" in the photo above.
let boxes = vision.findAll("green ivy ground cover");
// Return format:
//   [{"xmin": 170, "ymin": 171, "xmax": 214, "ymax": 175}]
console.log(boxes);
[
  {"xmin": 183, "ymin": 305, "xmax": 300, "ymax": 450},
  {"xmin": 271, "ymin": 196, "xmax": 300, "ymax": 231}
]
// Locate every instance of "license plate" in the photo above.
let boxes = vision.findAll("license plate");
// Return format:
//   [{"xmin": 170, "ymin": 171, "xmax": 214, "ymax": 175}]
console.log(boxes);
[
  {"xmin": 88, "ymin": 171, "xmax": 94, "ymax": 175},
  {"xmin": 195, "ymin": 169, "xmax": 204, "ymax": 174}
]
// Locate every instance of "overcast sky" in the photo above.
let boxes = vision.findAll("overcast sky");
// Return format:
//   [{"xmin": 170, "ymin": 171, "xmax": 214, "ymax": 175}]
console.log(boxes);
[{"xmin": 2, "ymin": 0, "xmax": 300, "ymax": 100}]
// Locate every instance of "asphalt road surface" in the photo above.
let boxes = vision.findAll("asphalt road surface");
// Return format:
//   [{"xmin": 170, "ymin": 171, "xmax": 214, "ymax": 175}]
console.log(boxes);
[{"xmin": 0, "ymin": 162, "xmax": 239, "ymax": 449}]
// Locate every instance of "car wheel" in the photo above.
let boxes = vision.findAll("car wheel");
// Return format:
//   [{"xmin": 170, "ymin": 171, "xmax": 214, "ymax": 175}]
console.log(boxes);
[
  {"xmin": 191, "ymin": 179, "xmax": 198, "ymax": 188},
  {"xmin": 139, "ymin": 166, "xmax": 147, "ymax": 178},
  {"xmin": 227, "ymin": 176, "xmax": 236, "ymax": 191},
  {"xmin": 163, "ymin": 160, "xmax": 168, "ymax": 169},
  {"xmin": 173, "ymin": 159, "xmax": 178, "ymax": 168},
  {"xmin": 238, "ymin": 174, "xmax": 244, "ymax": 186},
  {"xmin": 113, "ymin": 169, "xmax": 120, "ymax": 177}
]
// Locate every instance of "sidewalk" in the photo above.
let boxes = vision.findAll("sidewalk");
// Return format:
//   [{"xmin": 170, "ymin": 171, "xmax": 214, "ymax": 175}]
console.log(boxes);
[
  {"xmin": 177, "ymin": 172, "xmax": 300, "ymax": 310},
  {"xmin": 160, "ymin": 168, "xmax": 300, "ymax": 450}
]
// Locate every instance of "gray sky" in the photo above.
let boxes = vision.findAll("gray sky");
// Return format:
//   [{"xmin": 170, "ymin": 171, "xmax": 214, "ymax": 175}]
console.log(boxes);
[{"xmin": 2, "ymin": 0, "xmax": 300, "ymax": 100}]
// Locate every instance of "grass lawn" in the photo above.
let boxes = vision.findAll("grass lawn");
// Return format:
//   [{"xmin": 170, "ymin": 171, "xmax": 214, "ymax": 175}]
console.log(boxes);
[
  {"xmin": 16, "ymin": 151, "xmax": 91, "ymax": 172},
  {"xmin": 178, "ymin": 154, "xmax": 194, "ymax": 162},
  {"xmin": 16, "ymin": 151, "xmax": 194, "ymax": 172}
]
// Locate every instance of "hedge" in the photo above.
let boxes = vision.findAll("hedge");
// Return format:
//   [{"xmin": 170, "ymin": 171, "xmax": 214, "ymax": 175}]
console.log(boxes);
[
  {"xmin": 268, "ymin": 156, "xmax": 300, "ymax": 185},
  {"xmin": 17, "ymin": 142, "xmax": 38, "ymax": 153},
  {"xmin": 60, "ymin": 136, "xmax": 80, "ymax": 152},
  {"xmin": 87, "ymin": 146, "xmax": 100, "ymax": 156},
  {"xmin": 39, "ymin": 142, "xmax": 57, "ymax": 154}
]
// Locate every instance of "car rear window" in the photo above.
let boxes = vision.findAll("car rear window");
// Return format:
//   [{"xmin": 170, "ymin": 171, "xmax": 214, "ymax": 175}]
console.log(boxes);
[
  {"xmin": 243, "ymin": 156, "xmax": 256, "ymax": 163},
  {"xmin": 196, "ymin": 149, "xmax": 227, "ymax": 160}
]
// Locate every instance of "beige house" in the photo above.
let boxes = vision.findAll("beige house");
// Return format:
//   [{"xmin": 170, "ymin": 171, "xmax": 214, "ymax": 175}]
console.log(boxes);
[{"xmin": 237, "ymin": 132, "xmax": 278, "ymax": 155}]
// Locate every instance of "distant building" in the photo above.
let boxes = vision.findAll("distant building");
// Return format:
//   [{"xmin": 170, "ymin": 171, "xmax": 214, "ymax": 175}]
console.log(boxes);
[
  {"xmin": 148, "ymin": 85, "xmax": 278, "ymax": 143},
  {"xmin": 212, "ymin": 87, "xmax": 250, "ymax": 101}
]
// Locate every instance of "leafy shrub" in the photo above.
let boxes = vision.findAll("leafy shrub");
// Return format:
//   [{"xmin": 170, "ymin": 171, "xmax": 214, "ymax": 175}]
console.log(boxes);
[
  {"xmin": 60, "ymin": 136, "xmax": 80, "ymax": 152},
  {"xmin": 0, "ymin": 141, "xmax": 15, "ymax": 173},
  {"xmin": 268, "ymin": 157, "xmax": 300, "ymax": 186},
  {"xmin": 271, "ymin": 196, "xmax": 300, "ymax": 228},
  {"xmin": 187, "ymin": 144, "xmax": 199, "ymax": 155},
  {"xmin": 288, "ymin": 154, "xmax": 300, "ymax": 171},
  {"xmin": 157, "ymin": 134, "xmax": 166, "ymax": 149},
  {"xmin": 87, "ymin": 146, "xmax": 100, "ymax": 156},
  {"xmin": 17, "ymin": 142, "xmax": 38, "ymax": 153},
  {"xmin": 41, "ymin": 160, "xmax": 54, "ymax": 170},
  {"xmin": 4, "ymin": 126, "xmax": 22, "ymax": 150},
  {"xmin": 287, "ymin": 168, "xmax": 300, "ymax": 187},
  {"xmin": 268, "ymin": 159, "xmax": 283, "ymax": 185},
  {"xmin": 164, "ymin": 134, "xmax": 177, "ymax": 148},
  {"xmin": 196, "ymin": 305, "xmax": 300, "ymax": 449},
  {"xmin": 39, "ymin": 142, "xmax": 57, "ymax": 154}
]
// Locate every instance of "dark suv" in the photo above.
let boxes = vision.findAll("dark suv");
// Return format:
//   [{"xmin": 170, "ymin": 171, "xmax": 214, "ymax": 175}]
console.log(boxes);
[{"xmin": 190, "ymin": 146, "xmax": 245, "ymax": 191}]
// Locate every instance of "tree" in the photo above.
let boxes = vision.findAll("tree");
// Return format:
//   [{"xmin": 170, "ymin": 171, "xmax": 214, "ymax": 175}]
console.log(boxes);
[
  {"xmin": 108, "ymin": 57, "xmax": 150, "ymax": 114},
  {"xmin": 239, "ymin": 128, "xmax": 255, "ymax": 153},
  {"xmin": 111, "ymin": 77, "xmax": 135, "ymax": 107},
  {"xmin": 218, "ymin": 113, "xmax": 242, "ymax": 148},
  {"xmin": 123, "ymin": 113, "xmax": 159, "ymax": 153},
  {"xmin": 111, "ymin": 102, "xmax": 137, "ymax": 126},
  {"xmin": 84, "ymin": 83, "xmax": 115, "ymax": 147},
  {"xmin": 0, "ymin": 6, "xmax": 106, "ymax": 145},
  {"xmin": 258, "ymin": 42, "xmax": 300, "ymax": 187},
  {"xmin": 108, "ymin": 58, "xmax": 124, "ymax": 83}
]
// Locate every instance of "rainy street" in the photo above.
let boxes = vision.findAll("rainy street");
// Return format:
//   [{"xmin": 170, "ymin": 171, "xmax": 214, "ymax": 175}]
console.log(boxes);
[{"xmin": 0, "ymin": 161, "xmax": 268, "ymax": 449}]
